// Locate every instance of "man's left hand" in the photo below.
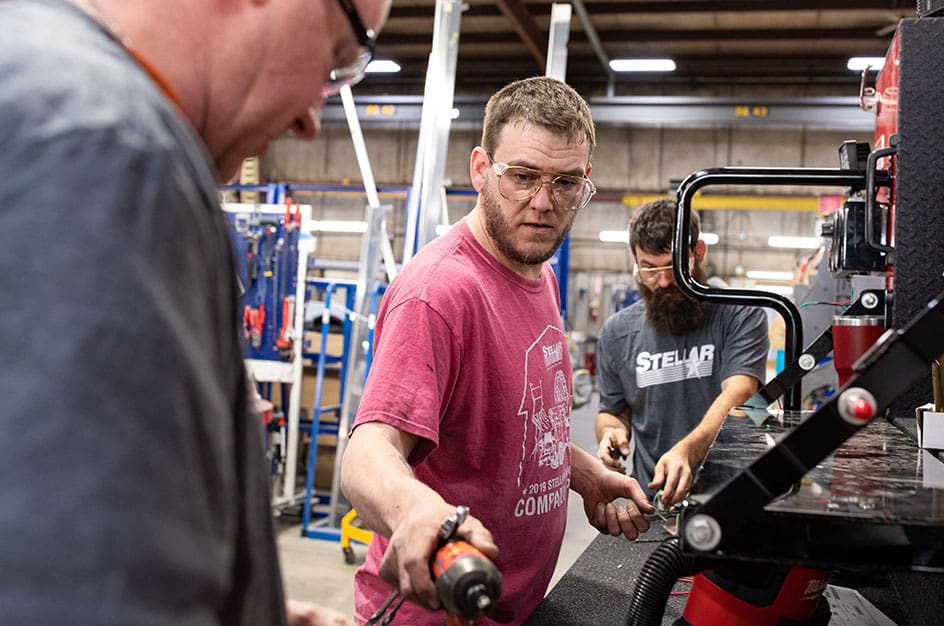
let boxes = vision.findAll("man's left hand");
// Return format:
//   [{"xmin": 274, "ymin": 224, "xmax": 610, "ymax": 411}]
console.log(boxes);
[
  {"xmin": 580, "ymin": 469, "xmax": 654, "ymax": 540},
  {"xmin": 648, "ymin": 445, "xmax": 693, "ymax": 508}
]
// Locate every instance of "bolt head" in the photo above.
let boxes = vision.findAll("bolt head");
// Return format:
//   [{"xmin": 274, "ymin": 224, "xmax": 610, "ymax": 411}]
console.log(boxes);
[
  {"xmin": 685, "ymin": 514, "xmax": 721, "ymax": 551},
  {"xmin": 838, "ymin": 387, "xmax": 878, "ymax": 425},
  {"xmin": 798, "ymin": 354, "xmax": 816, "ymax": 371}
]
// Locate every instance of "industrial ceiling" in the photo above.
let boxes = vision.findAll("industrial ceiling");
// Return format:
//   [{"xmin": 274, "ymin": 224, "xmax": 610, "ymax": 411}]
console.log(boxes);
[{"xmin": 357, "ymin": 0, "xmax": 916, "ymax": 98}]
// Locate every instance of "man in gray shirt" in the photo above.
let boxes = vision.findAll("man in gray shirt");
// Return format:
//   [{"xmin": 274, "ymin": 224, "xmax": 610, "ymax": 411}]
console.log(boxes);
[
  {"xmin": 0, "ymin": 1, "xmax": 388, "ymax": 624},
  {"xmin": 595, "ymin": 199, "xmax": 769, "ymax": 508}
]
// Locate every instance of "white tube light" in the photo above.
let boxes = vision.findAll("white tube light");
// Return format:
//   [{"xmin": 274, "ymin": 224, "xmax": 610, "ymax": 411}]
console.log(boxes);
[
  {"xmin": 767, "ymin": 235, "xmax": 821, "ymax": 249},
  {"xmin": 312, "ymin": 220, "xmax": 367, "ymax": 233},
  {"xmin": 598, "ymin": 230, "xmax": 719, "ymax": 245},
  {"xmin": 599, "ymin": 230, "xmax": 629, "ymax": 243},
  {"xmin": 746, "ymin": 270, "xmax": 794, "ymax": 281},
  {"xmin": 847, "ymin": 57, "xmax": 886, "ymax": 72},
  {"xmin": 365, "ymin": 59, "xmax": 401, "ymax": 73},
  {"xmin": 609, "ymin": 58, "xmax": 676, "ymax": 72},
  {"xmin": 752, "ymin": 284, "xmax": 795, "ymax": 297}
]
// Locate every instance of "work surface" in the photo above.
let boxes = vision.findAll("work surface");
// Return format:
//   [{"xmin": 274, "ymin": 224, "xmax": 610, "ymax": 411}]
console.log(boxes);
[
  {"xmin": 527, "ymin": 526, "xmax": 942, "ymax": 625},
  {"xmin": 528, "ymin": 414, "xmax": 944, "ymax": 625}
]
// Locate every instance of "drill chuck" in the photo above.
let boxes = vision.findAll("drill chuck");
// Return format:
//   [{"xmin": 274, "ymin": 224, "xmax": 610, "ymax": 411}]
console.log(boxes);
[{"xmin": 432, "ymin": 540, "xmax": 502, "ymax": 617}]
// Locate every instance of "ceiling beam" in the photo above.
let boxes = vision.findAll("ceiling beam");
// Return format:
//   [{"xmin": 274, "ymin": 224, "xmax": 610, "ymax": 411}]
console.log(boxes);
[
  {"xmin": 388, "ymin": 1, "xmax": 913, "ymax": 19},
  {"xmin": 319, "ymin": 95, "xmax": 875, "ymax": 131},
  {"xmin": 494, "ymin": 0, "xmax": 546, "ymax": 71},
  {"xmin": 377, "ymin": 26, "xmax": 889, "ymax": 46}
]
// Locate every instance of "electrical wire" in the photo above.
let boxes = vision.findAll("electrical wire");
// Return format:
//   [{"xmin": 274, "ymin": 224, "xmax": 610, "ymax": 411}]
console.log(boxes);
[
  {"xmin": 798, "ymin": 300, "xmax": 853, "ymax": 309},
  {"xmin": 669, "ymin": 576, "xmax": 694, "ymax": 596}
]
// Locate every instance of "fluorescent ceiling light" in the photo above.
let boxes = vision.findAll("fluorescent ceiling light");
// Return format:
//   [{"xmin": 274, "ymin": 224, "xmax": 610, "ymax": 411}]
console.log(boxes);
[
  {"xmin": 435, "ymin": 224, "xmax": 453, "ymax": 236},
  {"xmin": 767, "ymin": 235, "xmax": 821, "ymax": 249},
  {"xmin": 599, "ymin": 230, "xmax": 628, "ymax": 243},
  {"xmin": 365, "ymin": 59, "xmax": 401, "ymax": 74},
  {"xmin": 746, "ymin": 270, "xmax": 794, "ymax": 281},
  {"xmin": 752, "ymin": 284, "xmax": 795, "ymax": 297},
  {"xmin": 609, "ymin": 58, "xmax": 676, "ymax": 72},
  {"xmin": 450, "ymin": 108, "xmax": 460, "ymax": 120},
  {"xmin": 599, "ymin": 230, "xmax": 718, "ymax": 245},
  {"xmin": 312, "ymin": 220, "xmax": 367, "ymax": 233},
  {"xmin": 847, "ymin": 57, "xmax": 886, "ymax": 72}
]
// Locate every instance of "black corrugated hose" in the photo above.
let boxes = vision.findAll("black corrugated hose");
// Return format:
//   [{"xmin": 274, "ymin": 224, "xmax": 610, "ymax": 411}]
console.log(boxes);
[{"xmin": 626, "ymin": 536, "xmax": 702, "ymax": 626}]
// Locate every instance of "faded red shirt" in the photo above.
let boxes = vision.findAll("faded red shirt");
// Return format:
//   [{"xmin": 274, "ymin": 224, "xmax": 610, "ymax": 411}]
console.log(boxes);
[{"xmin": 352, "ymin": 220, "xmax": 573, "ymax": 625}]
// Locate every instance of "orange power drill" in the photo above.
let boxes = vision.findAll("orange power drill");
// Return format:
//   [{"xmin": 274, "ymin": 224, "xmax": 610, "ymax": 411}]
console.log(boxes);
[
  {"xmin": 366, "ymin": 506, "xmax": 502, "ymax": 626},
  {"xmin": 432, "ymin": 539, "xmax": 502, "ymax": 625}
]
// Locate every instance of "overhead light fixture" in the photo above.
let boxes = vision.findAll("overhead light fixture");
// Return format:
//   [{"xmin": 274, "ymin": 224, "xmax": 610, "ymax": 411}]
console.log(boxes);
[
  {"xmin": 435, "ymin": 224, "xmax": 453, "ymax": 236},
  {"xmin": 312, "ymin": 220, "xmax": 367, "ymax": 233},
  {"xmin": 450, "ymin": 108, "xmax": 460, "ymax": 120},
  {"xmin": 609, "ymin": 58, "xmax": 676, "ymax": 73},
  {"xmin": 847, "ymin": 57, "xmax": 886, "ymax": 72},
  {"xmin": 365, "ymin": 59, "xmax": 401, "ymax": 74},
  {"xmin": 746, "ymin": 270, "xmax": 794, "ymax": 281},
  {"xmin": 599, "ymin": 230, "xmax": 628, "ymax": 243},
  {"xmin": 752, "ymin": 284, "xmax": 795, "ymax": 297},
  {"xmin": 767, "ymin": 235, "xmax": 821, "ymax": 249},
  {"xmin": 598, "ymin": 230, "xmax": 719, "ymax": 245}
]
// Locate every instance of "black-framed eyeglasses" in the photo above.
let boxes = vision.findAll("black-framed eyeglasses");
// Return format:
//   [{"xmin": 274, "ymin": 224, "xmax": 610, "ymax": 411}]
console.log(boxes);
[
  {"xmin": 323, "ymin": 0, "xmax": 377, "ymax": 97},
  {"xmin": 486, "ymin": 152, "xmax": 596, "ymax": 212}
]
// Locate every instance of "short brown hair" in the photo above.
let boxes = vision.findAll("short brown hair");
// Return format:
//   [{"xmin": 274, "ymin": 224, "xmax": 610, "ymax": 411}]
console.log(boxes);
[
  {"xmin": 481, "ymin": 77, "xmax": 596, "ymax": 159},
  {"xmin": 629, "ymin": 198, "xmax": 700, "ymax": 255}
]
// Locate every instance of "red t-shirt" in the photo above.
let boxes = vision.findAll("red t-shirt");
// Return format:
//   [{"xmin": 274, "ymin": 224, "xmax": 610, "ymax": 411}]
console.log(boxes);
[{"xmin": 352, "ymin": 220, "xmax": 573, "ymax": 625}]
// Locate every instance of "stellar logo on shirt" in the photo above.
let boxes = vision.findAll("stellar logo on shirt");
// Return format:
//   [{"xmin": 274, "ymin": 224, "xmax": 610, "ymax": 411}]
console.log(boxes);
[
  {"xmin": 542, "ymin": 342, "xmax": 563, "ymax": 368},
  {"xmin": 636, "ymin": 344, "xmax": 715, "ymax": 388}
]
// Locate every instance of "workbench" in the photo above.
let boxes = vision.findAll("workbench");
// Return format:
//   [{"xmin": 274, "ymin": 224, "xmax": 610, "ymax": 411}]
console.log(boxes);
[{"xmin": 527, "ymin": 415, "xmax": 944, "ymax": 625}]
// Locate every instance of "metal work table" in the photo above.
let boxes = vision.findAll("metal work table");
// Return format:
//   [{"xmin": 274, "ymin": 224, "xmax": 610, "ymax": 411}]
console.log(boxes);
[{"xmin": 527, "ymin": 414, "xmax": 944, "ymax": 625}]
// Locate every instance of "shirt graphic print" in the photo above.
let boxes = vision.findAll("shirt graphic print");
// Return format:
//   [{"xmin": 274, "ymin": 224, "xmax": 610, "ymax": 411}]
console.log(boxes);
[
  {"xmin": 515, "ymin": 325, "xmax": 571, "ymax": 519},
  {"xmin": 635, "ymin": 344, "xmax": 715, "ymax": 388}
]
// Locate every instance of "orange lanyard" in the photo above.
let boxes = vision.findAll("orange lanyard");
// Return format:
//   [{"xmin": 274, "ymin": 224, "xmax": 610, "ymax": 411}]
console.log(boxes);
[{"xmin": 124, "ymin": 45, "xmax": 184, "ymax": 112}]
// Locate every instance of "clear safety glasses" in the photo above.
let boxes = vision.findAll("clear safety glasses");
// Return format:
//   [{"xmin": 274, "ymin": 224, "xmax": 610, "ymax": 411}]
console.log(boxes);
[{"xmin": 487, "ymin": 154, "xmax": 596, "ymax": 212}]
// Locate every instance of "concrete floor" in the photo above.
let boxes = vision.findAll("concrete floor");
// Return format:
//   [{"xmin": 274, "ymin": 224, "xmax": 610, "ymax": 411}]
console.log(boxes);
[{"xmin": 277, "ymin": 394, "xmax": 603, "ymax": 619}]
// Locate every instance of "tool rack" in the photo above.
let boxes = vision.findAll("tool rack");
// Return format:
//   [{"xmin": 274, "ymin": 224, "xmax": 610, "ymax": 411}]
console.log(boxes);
[{"xmin": 223, "ymin": 201, "xmax": 313, "ymax": 505}]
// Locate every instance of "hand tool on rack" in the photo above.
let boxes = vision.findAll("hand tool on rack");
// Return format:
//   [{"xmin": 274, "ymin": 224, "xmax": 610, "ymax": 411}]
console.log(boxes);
[
  {"xmin": 243, "ymin": 304, "xmax": 265, "ymax": 350},
  {"xmin": 275, "ymin": 296, "xmax": 295, "ymax": 361},
  {"xmin": 366, "ymin": 506, "xmax": 502, "ymax": 626}
]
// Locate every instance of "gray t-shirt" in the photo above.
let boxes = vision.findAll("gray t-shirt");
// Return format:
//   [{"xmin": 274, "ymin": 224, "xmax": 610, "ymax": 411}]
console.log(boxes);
[
  {"xmin": 597, "ymin": 300, "xmax": 769, "ymax": 492},
  {"xmin": 0, "ymin": 1, "xmax": 285, "ymax": 624}
]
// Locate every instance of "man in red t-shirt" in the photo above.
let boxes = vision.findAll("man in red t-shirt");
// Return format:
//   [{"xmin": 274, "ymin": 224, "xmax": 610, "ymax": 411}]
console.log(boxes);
[{"xmin": 341, "ymin": 77, "xmax": 654, "ymax": 625}]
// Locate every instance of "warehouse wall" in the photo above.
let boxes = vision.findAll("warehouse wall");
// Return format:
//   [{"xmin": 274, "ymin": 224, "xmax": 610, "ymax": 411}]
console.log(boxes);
[
  {"xmin": 261, "ymin": 123, "xmax": 872, "ymax": 278},
  {"xmin": 263, "ymin": 125, "xmax": 870, "ymax": 193}
]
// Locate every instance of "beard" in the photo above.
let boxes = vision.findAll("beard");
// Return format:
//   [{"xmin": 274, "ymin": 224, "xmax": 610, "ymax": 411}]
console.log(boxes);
[
  {"xmin": 480, "ymin": 179, "xmax": 575, "ymax": 266},
  {"xmin": 638, "ymin": 261, "xmax": 711, "ymax": 335}
]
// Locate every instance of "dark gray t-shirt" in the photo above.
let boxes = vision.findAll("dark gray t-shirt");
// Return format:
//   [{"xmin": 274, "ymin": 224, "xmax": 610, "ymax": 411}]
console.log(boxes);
[
  {"xmin": 597, "ymin": 299, "xmax": 769, "ymax": 491},
  {"xmin": 0, "ymin": 1, "xmax": 285, "ymax": 624}
]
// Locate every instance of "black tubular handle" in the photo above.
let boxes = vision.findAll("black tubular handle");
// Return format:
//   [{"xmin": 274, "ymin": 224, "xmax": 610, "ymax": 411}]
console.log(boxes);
[
  {"xmin": 864, "ymin": 145, "xmax": 896, "ymax": 256},
  {"xmin": 674, "ymin": 167, "xmax": 867, "ymax": 412}
]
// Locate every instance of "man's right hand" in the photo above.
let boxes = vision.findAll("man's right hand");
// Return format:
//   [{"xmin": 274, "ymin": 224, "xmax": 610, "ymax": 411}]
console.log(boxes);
[
  {"xmin": 597, "ymin": 427, "xmax": 629, "ymax": 472},
  {"xmin": 377, "ymin": 503, "xmax": 498, "ymax": 611}
]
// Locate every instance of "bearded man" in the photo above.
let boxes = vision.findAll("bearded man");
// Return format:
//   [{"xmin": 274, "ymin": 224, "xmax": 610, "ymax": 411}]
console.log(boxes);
[{"xmin": 594, "ymin": 199, "xmax": 769, "ymax": 508}]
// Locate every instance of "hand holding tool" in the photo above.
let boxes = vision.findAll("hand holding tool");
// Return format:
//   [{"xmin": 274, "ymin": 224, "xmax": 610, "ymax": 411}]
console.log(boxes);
[
  {"xmin": 432, "ymin": 506, "xmax": 502, "ymax": 624},
  {"xmin": 607, "ymin": 430, "xmax": 627, "ymax": 461},
  {"xmin": 366, "ymin": 505, "xmax": 502, "ymax": 626}
]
